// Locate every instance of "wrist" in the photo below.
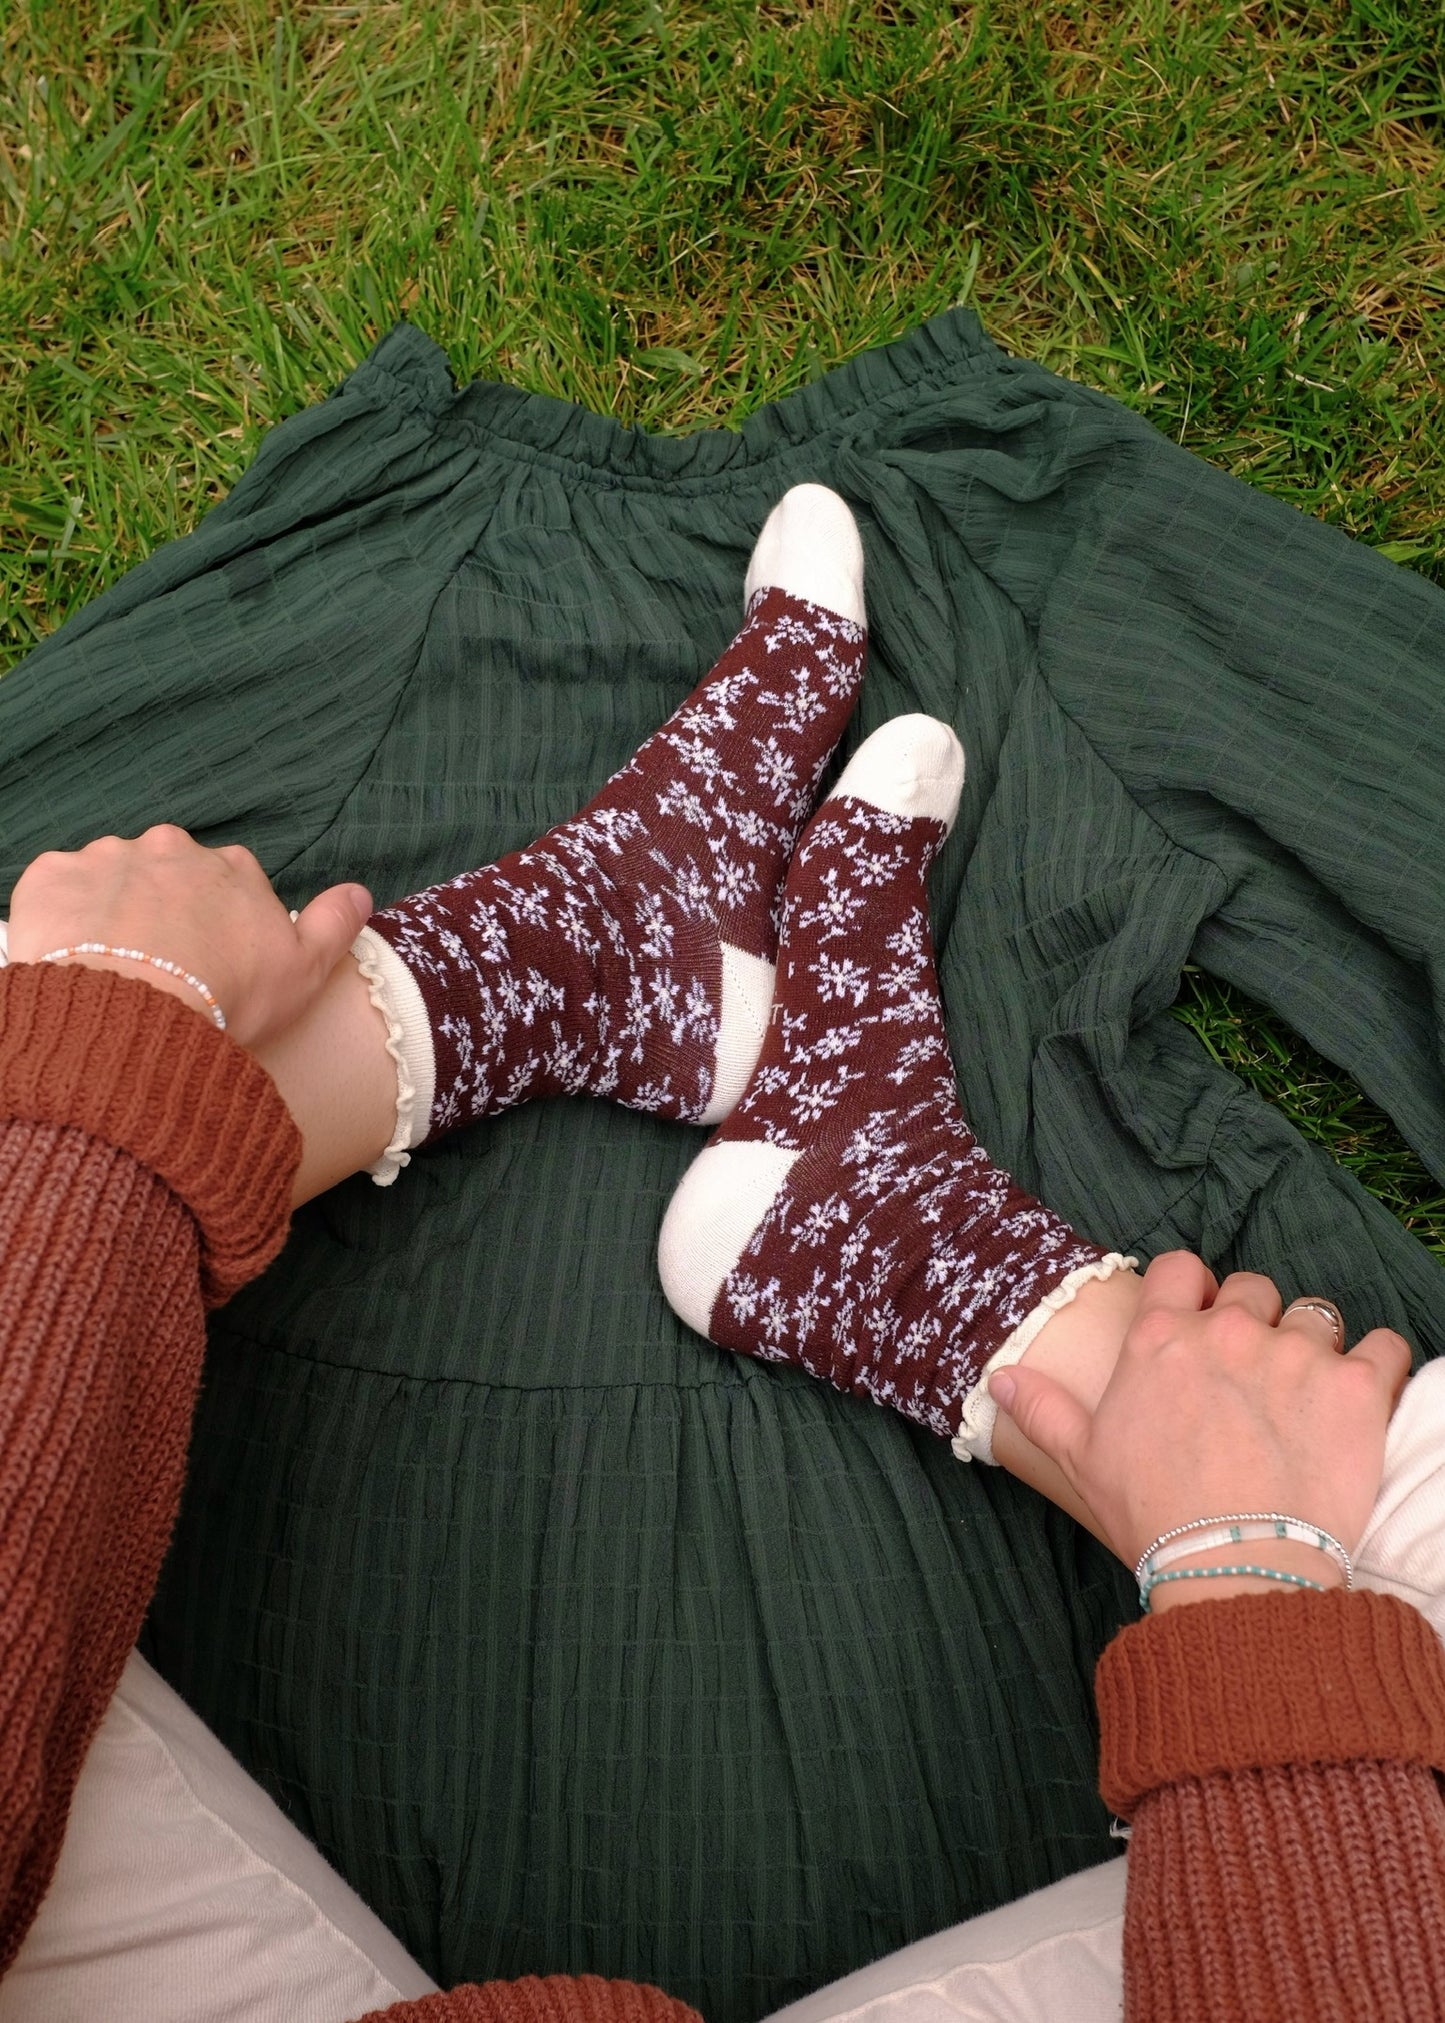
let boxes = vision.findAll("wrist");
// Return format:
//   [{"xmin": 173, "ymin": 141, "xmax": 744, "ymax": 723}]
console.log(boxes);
[
  {"xmin": 36, "ymin": 949, "xmax": 223, "ymax": 1027},
  {"xmin": 1148, "ymin": 1538, "xmax": 1347, "ymax": 1613}
]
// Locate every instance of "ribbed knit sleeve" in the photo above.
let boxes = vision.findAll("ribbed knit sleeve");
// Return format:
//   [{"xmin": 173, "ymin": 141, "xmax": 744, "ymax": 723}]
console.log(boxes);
[
  {"xmin": 355, "ymin": 1974, "xmax": 701, "ymax": 2023},
  {"xmin": 1097, "ymin": 1591, "xmax": 1445, "ymax": 2021},
  {"xmin": 0, "ymin": 963, "xmax": 302, "ymax": 1974},
  {"xmin": 0, "ymin": 966, "xmax": 701, "ymax": 2023},
  {"xmin": 0, "ymin": 964, "xmax": 298, "ymax": 1304}
]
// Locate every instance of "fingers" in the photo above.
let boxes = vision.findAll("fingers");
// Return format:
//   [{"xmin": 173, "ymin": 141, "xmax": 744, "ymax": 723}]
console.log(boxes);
[
  {"xmin": 1128, "ymin": 1251, "xmax": 1220, "ymax": 1353},
  {"xmin": 1346, "ymin": 1327, "xmax": 1414, "ymax": 1412},
  {"xmin": 989, "ymin": 1363, "xmax": 1092, "ymax": 1480},
  {"xmin": 1136, "ymin": 1250, "xmax": 1219, "ymax": 1317},
  {"xmin": 1278, "ymin": 1298, "xmax": 1345, "ymax": 1354},
  {"xmin": 292, "ymin": 884, "xmax": 374, "ymax": 979},
  {"xmin": 215, "ymin": 842, "xmax": 263, "ymax": 875},
  {"xmin": 1211, "ymin": 1270, "xmax": 1283, "ymax": 1326}
]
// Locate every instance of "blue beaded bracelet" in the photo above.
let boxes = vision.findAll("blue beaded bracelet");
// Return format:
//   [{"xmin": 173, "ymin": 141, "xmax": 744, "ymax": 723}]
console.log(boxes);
[{"xmin": 1139, "ymin": 1563, "xmax": 1326, "ymax": 1613}]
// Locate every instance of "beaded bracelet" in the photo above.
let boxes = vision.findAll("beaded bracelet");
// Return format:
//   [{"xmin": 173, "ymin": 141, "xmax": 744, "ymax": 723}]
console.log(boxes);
[
  {"xmin": 1140, "ymin": 1564, "xmax": 1326, "ymax": 1613},
  {"xmin": 1145, "ymin": 1518, "xmax": 1353, "ymax": 1587},
  {"xmin": 1134, "ymin": 1513, "xmax": 1352, "ymax": 1592},
  {"xmin": 39, "ymin": 943, "xmax": 227, "ymax": 1031}
]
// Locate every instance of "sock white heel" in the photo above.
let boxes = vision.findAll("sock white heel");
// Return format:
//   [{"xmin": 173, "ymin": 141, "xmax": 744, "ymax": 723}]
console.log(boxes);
[
  {"xmin": 700, "ymin": 944, "xmax": 776, "ymax": 1126},
  {"xmin": 659, "ymin": 1138, "xmax": 802, "ymax": 1334}
]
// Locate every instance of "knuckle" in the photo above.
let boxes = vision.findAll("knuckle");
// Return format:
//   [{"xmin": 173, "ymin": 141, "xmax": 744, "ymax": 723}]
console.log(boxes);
[
  {"xmin": 1340, "ymin": 1357, "xmax": 1381, "ymax": 1401},
  {"xmin": 1209, "ymin": 1305, "xmax": 1262, "ymax": 1355},
  {"xmin": 1131, "ymin": 1308, "xmax": 1174, "ymax": 1350},
  {"xmin": 1370, "ymin": 1332, "xmax": 1412, "ymax": 1378}
]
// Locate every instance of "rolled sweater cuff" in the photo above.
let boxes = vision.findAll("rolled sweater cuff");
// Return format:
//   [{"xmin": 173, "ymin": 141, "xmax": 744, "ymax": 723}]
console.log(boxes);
[
  {"xmin": 0, "ymin": 963, "xmax": 300, "ymax": 1305},
  {"xmin": 1097, "ymin": 1587, "xmax": 1445, "ymax": 1819}
]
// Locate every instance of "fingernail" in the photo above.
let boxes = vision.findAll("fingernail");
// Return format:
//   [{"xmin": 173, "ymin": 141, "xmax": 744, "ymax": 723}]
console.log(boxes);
[{"xmin": 989, "ymin": 1370, "xmax": 1017, "ymax": 1411}]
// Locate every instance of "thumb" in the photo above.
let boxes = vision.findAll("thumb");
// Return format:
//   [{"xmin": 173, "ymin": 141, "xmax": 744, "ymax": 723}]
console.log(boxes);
[
  {"xmin": 293, "ymin": 883, "xmax": 374, "ymax": 977},
  {"xmin": 989, "ymin": 1363, "xmax": 1092, "ymax": 1479}
]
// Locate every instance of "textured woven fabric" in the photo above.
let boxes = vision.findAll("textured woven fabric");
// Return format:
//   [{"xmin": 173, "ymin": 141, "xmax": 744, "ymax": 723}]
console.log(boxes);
[{"xmin": 3, "ymin": 309, "xmax": 1444, "ymax": 2020}]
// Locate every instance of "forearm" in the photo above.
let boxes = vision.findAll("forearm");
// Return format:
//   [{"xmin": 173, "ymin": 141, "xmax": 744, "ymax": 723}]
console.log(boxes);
[
  {"xmin": 1125, "ymin": 1755, "xmax": 1445, "ymax": 2020},
  {"xmin": 0, "ymin": 963, "xmax": 299, "ymax": 1971},
  {"xmin": 0, "ymin": 1118, "xmax": 208, "ymax": 1970}
]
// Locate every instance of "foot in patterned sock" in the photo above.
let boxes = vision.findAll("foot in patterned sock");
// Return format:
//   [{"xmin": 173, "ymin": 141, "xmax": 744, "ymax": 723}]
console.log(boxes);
[
  {"xmin": 657, "ymin": 715, "xmax": 1130, "ymax": 1448},
  {"xmin": 356, "ymin": 485, "xmax": 867, "ymax": 1175}
]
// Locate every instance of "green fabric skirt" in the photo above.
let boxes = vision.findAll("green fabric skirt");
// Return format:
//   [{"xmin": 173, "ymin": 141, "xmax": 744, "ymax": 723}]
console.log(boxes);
[{"xmin": 4, "ymin": 308, "xmax": 1445, "ymax": 2019}]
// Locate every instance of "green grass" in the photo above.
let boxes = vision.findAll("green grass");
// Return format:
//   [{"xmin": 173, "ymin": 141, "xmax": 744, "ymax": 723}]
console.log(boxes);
[{"xmin": 3, "ymin": 0, "xmax": 1444, "ymax": 1247}]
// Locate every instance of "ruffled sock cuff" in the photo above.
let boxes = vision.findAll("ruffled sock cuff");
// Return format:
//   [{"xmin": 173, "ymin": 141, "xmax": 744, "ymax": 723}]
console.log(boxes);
[
  {"xmin": 350, "ymin": 926, "xmax": 437, "ymax": 1186},
  {"xmin": 952, "ymin": 1253, "xmax": 1137, "ymax": 1464}
]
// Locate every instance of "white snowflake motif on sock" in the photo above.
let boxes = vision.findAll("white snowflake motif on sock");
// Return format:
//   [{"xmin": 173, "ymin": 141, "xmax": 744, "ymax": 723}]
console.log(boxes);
[
  {"xmin": 703, "ymin": 792, "xmax": 1109, "ymax": 1436},
  {"xmin": 368, "ymin": 586, "xmax": 866, "ymax": 1130}
]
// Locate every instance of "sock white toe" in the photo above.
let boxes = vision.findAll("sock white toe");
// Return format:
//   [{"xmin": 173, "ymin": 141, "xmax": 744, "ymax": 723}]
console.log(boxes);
[
  {"xmin": 744, "ymin": 483, "xmax": 867, "ymax": 628},
  {"xmin": 658, "ymin": 1137, "xmax": 801, "ymax": 1336},
  {"xmin": 829, "ymin": 714, "xmax": 965, "ymax": 829}
]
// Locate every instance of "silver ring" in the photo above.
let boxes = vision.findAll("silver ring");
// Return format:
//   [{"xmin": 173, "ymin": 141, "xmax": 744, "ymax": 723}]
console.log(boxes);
[{"xmin": 1282, "ymin": 1298, "xmax": 1345, "ymax": 1353}]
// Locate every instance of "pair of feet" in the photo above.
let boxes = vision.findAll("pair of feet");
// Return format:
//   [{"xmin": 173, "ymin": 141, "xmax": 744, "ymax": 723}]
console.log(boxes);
[{"xmin": 360, "ymin": 485, "xmax": 1116, "ymax": 1448}]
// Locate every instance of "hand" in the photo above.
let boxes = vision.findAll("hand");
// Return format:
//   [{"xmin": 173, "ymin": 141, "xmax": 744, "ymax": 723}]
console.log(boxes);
[
  {"xmin": 8, "ymin": 826, "xmax": 373, "ymax": 1051},
  {"xmin": 989, "ymin": 1251, "xmax": 1411, "ymax": 1606}
]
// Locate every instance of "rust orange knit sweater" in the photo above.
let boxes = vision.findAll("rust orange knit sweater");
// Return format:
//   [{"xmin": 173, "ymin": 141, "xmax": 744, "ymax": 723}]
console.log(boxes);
[
  {"xmin": 0, "ymin": 962, "xmax": 699, "ymax": 2023},
  {"xmin": 3, "ymin": 957, "xmax": 1445, "ymax": 2021},
  {"xmin": 1098, "ymin": 1587, "xmax": 1445, "ymax": 2019}
]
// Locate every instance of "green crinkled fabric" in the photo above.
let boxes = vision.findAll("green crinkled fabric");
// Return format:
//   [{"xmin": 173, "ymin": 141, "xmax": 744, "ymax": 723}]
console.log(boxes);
[{"xmin": 4, "ymin": 308, "xmax": 1445, "ymax": 2020}]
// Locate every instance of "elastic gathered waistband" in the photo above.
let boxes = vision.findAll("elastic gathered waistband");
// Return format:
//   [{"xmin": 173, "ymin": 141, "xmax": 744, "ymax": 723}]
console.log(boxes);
[{"xmin": 342, "ymin": 304, "xmax": 1022, "ymax": 493}]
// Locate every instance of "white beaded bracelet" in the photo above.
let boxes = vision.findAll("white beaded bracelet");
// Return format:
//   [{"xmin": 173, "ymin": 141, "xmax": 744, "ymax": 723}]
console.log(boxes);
[
  {"xmin": 1134, "ymin": 1512, "xmax": 1352, "ymax": 1598},
  {"xmin": 39, "ymin": 943, "xmax": 227, "ymax": 1031}
]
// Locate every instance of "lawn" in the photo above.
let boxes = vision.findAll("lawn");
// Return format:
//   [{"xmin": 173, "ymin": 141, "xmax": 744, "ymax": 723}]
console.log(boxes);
[{"xmin": 3, "ymin": 0, "xmax": 1444, "ymax": 1245}]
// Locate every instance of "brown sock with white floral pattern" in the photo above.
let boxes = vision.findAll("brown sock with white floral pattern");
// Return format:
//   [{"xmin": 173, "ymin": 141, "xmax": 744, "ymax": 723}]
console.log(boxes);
[
  {"xmin": 658, "ymin": 715, "xmax": 1129, "ymax": 1446},
  {"xmin": 355, "ymin": 486, "xmax": 867, "ymax": 1163}
]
